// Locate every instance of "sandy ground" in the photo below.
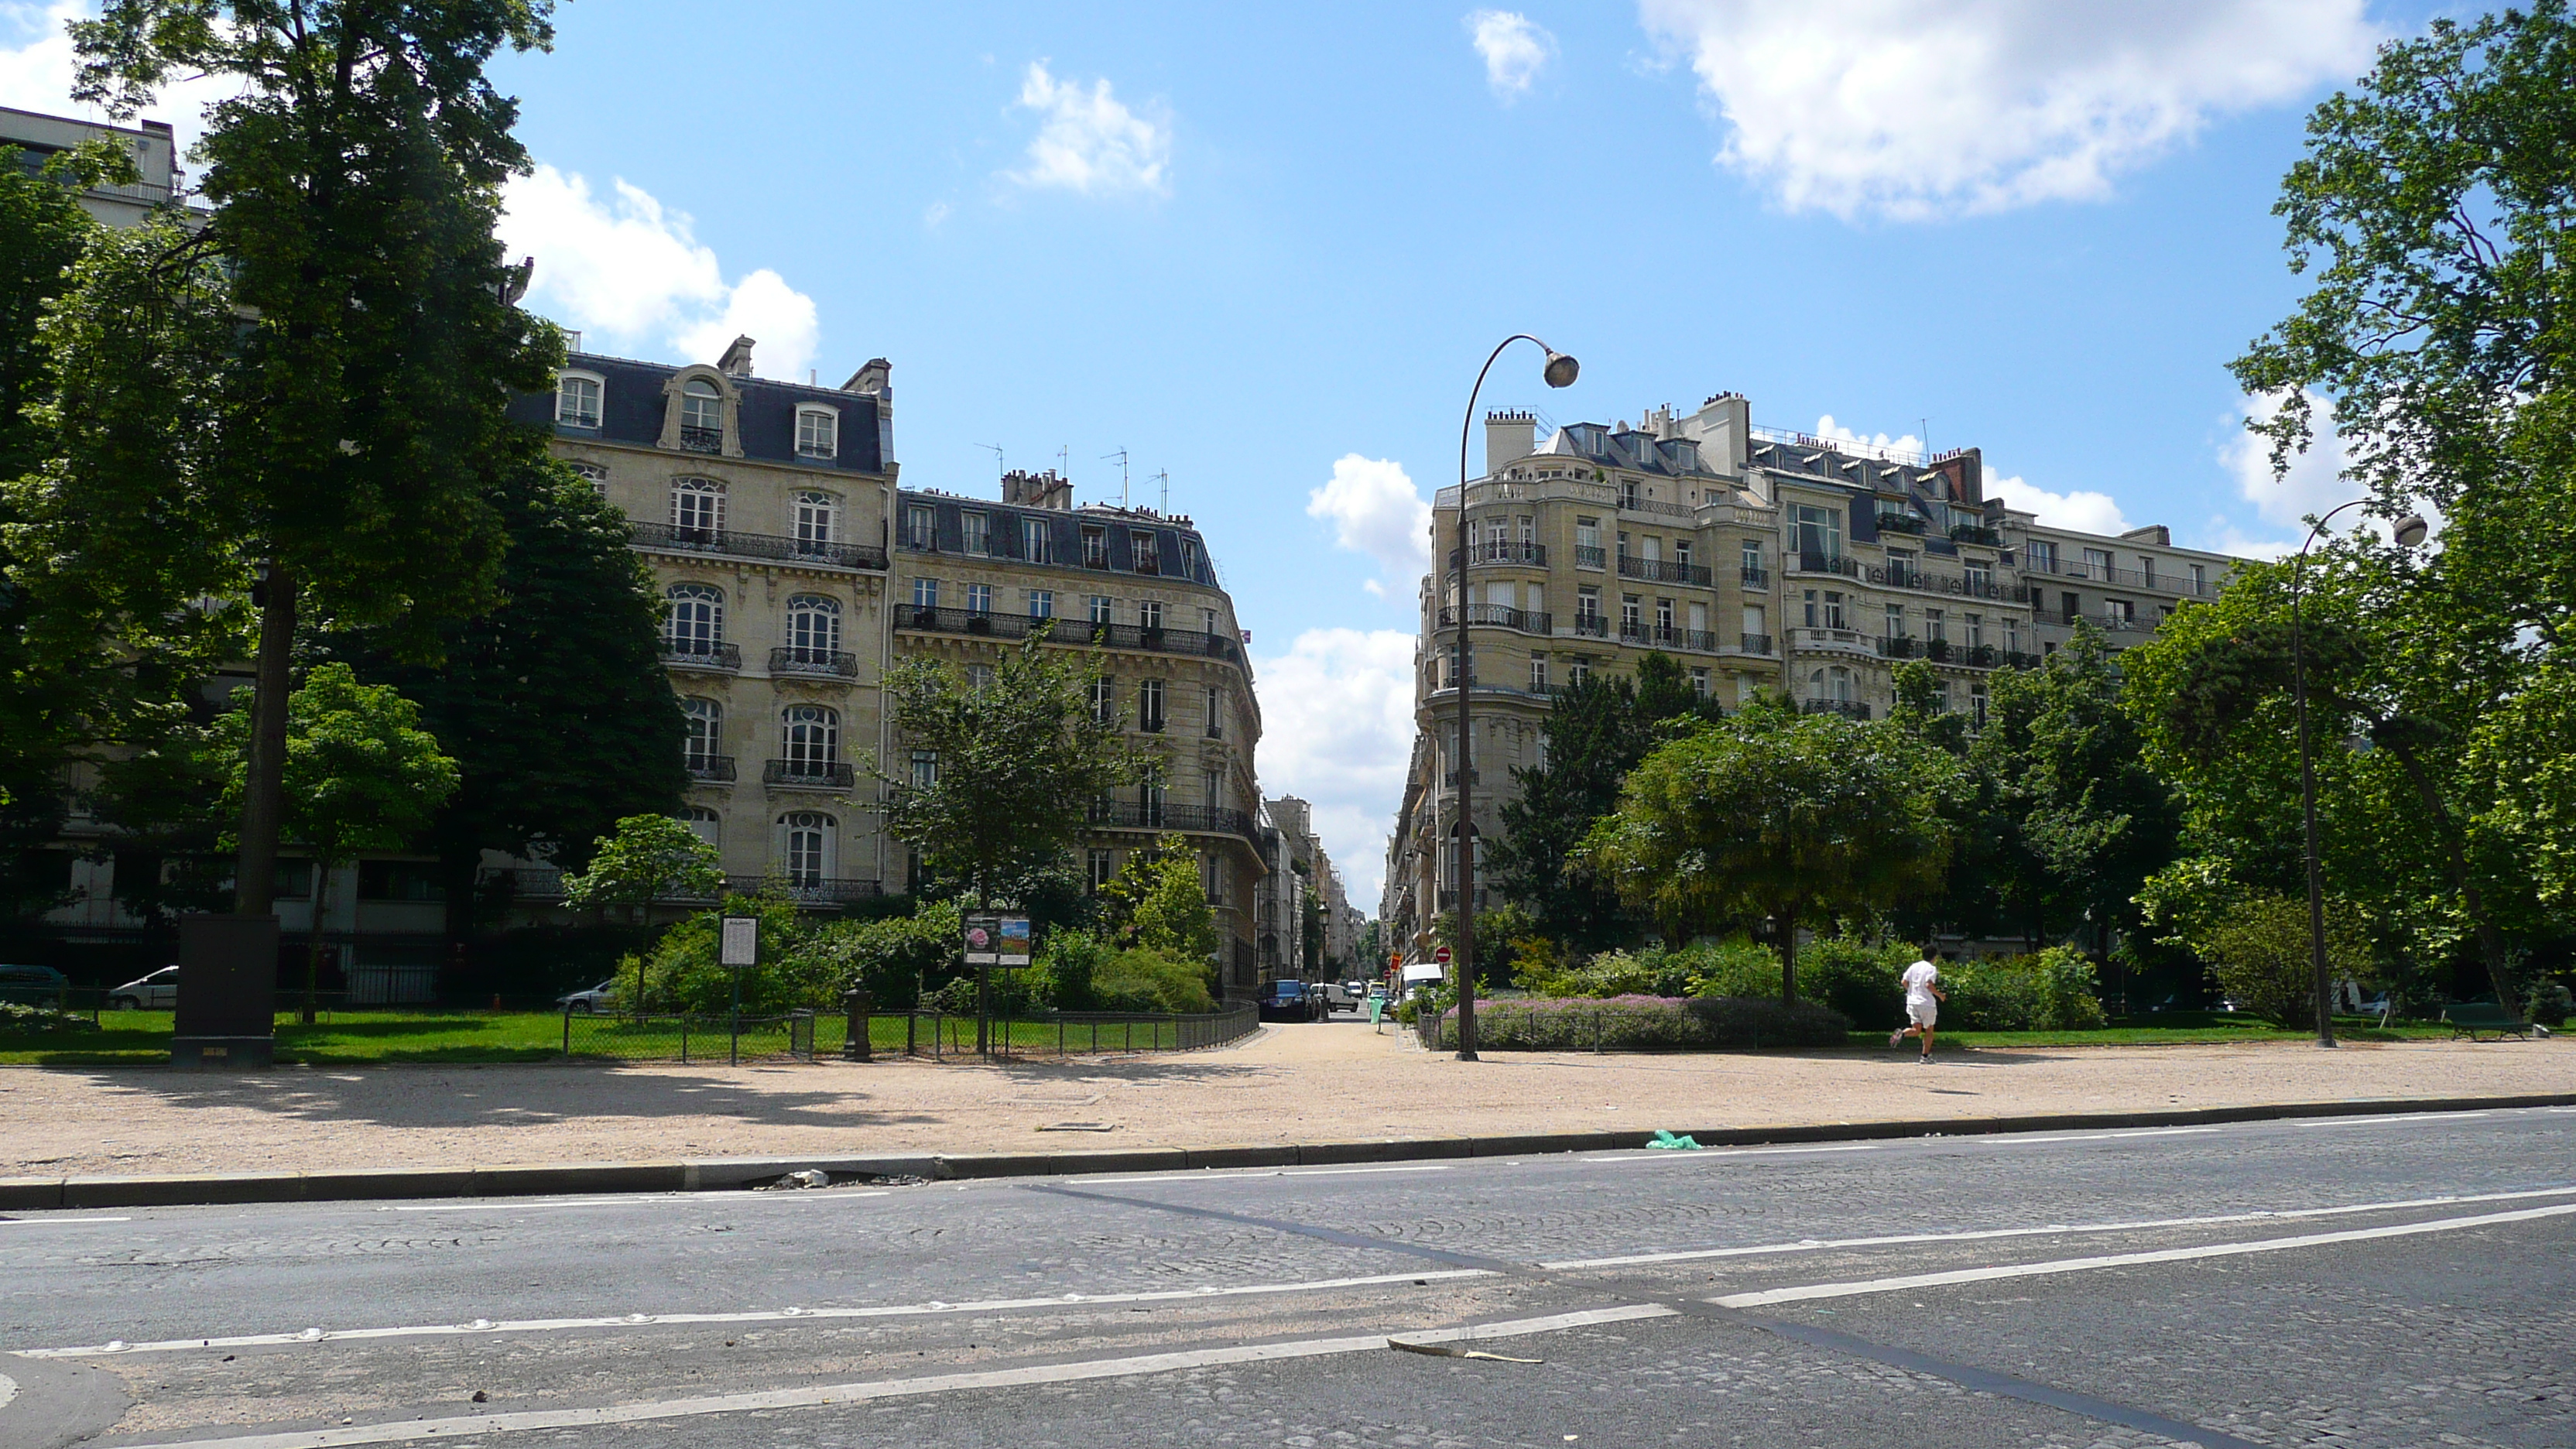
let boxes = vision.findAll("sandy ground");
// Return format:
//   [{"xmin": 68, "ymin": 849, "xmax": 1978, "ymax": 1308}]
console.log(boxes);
[{"xmin": 2, "ymin": 1023, "xmax": 2571, "ymax": 1180}]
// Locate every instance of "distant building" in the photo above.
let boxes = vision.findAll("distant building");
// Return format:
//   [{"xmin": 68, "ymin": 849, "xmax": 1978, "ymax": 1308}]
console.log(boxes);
[{"xmin": 1, "ymin": 104, "xmax": 182, "ymax": 227}]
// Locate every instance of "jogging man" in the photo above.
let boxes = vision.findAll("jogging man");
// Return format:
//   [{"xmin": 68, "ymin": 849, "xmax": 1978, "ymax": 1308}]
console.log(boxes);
[{"xmin": 1891, "ymin": 949, "xmax": 1945, "ymax": 1062}]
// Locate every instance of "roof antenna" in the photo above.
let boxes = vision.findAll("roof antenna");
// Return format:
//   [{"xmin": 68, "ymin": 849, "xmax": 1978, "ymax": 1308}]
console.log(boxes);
[
  {"xmin": 978, "ymin": 443, "xmax": 1004, "ymax": 480},
  {"xmin": 1102, "ymin": 447, "xmax": 1129, "ymax": 509},
  {"xmin": 1152, "ymin": 469, "xmax": 1170, "ymax": 514}
]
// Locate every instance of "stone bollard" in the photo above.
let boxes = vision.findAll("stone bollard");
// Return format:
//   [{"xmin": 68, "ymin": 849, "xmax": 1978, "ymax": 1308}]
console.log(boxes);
[{"xmin": 841, "ymin": 988, "xmax": 872, "ymax": 1062}]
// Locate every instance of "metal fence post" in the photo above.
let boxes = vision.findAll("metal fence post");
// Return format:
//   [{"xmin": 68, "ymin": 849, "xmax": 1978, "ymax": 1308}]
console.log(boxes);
[
  {"xmin": 842, "ymin": 990, "xmax": 872, "ymax": 1062},
  {"xmin": 680, "ymin": 1016, "xmax": 690, "ymax": 1064},
  {"xmin": 906, "ymin": 1010, "xmax": 917, "ymax": 1057},
  {"xmin": 562, "ymin": 1005, "xmax": 571, "ymax": 1058}
]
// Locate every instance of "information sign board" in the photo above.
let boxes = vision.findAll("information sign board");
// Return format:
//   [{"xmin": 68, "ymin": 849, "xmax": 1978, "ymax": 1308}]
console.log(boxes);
[
  {"xmin": 963, "ymin": 913, "xmax": 1033, "ymax": 967},
  {"xmin": 719, "ymin": 916, "xmax": 759, "ymax": 968}
]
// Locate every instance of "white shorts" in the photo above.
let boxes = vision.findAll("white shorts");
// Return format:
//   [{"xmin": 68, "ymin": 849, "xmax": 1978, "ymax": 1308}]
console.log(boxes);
[{"xmin": 1906, "ymin": 1000, "xmax": 1937, "ymax": 1028}]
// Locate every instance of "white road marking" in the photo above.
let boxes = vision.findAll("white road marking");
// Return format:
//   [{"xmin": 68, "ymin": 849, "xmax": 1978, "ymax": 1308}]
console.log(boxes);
[
  {"xmin": 386, "ymin": 1191, "xmax": 891, "ymax": 1212},
  {"xmin": 2287, "ymin": 1111, "xmax": 2496, "ymax": 1128},
  {"xmin": 0, "ymin": 1216, "xmax": 129, "ymax": 1226},
  {"xmin": 18, "ymin": 1268, "xmax": 1499, "ymax": 1358},
  {"xmin": 1543, "ymin": 1184, "xmax": 2576, "ymax": 1269},
  {"xmin": 1596, "ymin": 1143, "xmax": 1889, "ymax": 1164},
  {"xmin": 1985, "ymin": 1128, "xmax": 2223, "ymax": 1144},
  {"xmin": 98, "ymin": 1303, "xmax": 1677, "ymax": 1447},
  {"xmin": 0, "ymin": 1369, "xmax": 15, "ymax": 1410},
  {"xmin": 1091, "ymin": 1164, "xmax": 1456, "ymax": 1185},
  {"xmin": 1713, "ymin": 1200, "xmax": 2576, "ymax": 1307}
]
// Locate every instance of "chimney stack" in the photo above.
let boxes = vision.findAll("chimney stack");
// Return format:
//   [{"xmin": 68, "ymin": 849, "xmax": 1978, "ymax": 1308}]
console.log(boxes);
[
  {"xmin": 1483, "ymin": 409, "xmax": 1536, "ymax": 476},
  {"xmin": 717, "ymin": 335, "xmax": 755, "ymax": 377}
]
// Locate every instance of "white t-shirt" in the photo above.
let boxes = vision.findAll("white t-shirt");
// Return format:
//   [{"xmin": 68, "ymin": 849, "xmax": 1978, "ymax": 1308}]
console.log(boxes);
[{"xmin": 1902, "ymin": 960, "xmax": 1939, "ymax": 1007}]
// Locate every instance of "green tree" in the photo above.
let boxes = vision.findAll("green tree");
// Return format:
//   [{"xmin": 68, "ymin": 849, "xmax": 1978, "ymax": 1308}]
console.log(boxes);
[
  {"xmin": 1100, "ymin": 834, "xmax": 1221, "ymax": 968},
  {"xmin": 1577, "ymin": 711, "xmax": 1965, "ymax": 1004},
  {"xmin": 315, "ymin": 455, "xmax": 687, "ymax": 927},
  {"xmin": 2197, "ymin": 894, "xmax": 2376, "ymax": 1026},
  {"xmin": 562, "ymin": 815, "xmax": 722, "ymax": 923},
  {"xmin": 219, "ymin": 663, "xmax": 457, "ymax": 1022},
  {"xmin": 58, "ymin": 1, "xmax": 560, "ymax": 918},
  {"xmin": 878, "ymin": 631, "xmax": 1133, "ymax": 904},
  {"xmin": 1485, "ymin": 654, "xmax": 1712, "ymax": 953}
]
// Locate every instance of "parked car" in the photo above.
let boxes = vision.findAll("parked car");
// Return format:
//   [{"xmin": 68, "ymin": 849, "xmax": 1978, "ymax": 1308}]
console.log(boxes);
[
  {"xmin": 108, "ymin": 966, "xmax": 179, "ymax": 1011},
  {"xmin": 556, "ymin": 979, "xmax": 620, "ymax": 1015},
  {"xmin": 0, "ymin": 964, "xmax": 70, "ymax": 1006},
  {"xmin": 1256, "ymin": 979, "xmax": 1322, "ymax": 1023},
  {"xmin": 1318, "ymin": 981, "xmax": 1360, "ymax": 1012}
]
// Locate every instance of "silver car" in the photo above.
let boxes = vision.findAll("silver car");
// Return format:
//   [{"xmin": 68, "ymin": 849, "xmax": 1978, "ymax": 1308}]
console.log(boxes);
[
  {"xmin": 110, "ymin": 966, "xmax": 180, "ymax": 1010},
  {"xmin": 556, "ymin": 979, "xmax": 619, "ymax": 1014}
]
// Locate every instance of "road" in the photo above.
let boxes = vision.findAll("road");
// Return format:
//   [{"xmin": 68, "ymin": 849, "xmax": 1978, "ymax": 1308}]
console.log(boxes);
[{"xmin": 3, "ymin": 1103, "xmax": 2571, "ymax": 1447}]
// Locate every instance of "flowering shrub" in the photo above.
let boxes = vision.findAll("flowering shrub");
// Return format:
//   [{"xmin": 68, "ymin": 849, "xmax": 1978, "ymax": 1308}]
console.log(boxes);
[{"xmin": 1421, "ymin": 994, "xmax": 1848, "ymax": 1052}]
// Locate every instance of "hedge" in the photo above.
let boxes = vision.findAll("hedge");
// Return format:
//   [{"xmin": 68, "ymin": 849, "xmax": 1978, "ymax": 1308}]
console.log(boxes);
[{"xmin": 1420, "ymin": 994, "xmax": 1850, "ymax": 1052}]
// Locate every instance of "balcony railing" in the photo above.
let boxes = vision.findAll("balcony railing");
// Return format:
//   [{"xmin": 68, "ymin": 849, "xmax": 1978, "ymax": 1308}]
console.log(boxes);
[
  {"xmin": 1619, "ymin": 624, "xmax": 1721, "ymax": 653},
  {"xmin": 1949, "ymin": 524, "xmax": 2003, "ymax": 546},
  {"xmin": 895, "ymin": 606, "xmax": 1247, "ymax": 666},
  {"xmin": 769, "ymin": 646, "xmax": 859, "ymax": 678},
  {"xmin": 1618, "ymin": 493, "xmax": 1692, "ymax": 519},
  {"xmin": 1738, "ymin": 633, "xmax": 1774, "ymax": 655},
  {"xmin": 1436, "ymin": 605, "xmax": 1553, "ymax": 635},
  {"xmin": 2020, "ymin": 548, "xmax": 2224, "ymax": 598},
  {"xmin": 1574, "ymin": 545, "xmax": 1607, "ymax": 570},
  {"xmin": 2002, "ymin": 650, "xmax": 2044, "ymax": 670},
  {"xmin": 1442, "ymin": 768, "xmax": 1480, "ymax": 787},
  {"xmin": 632, "ymin": 521, "xmax": 888, "ymax": 572},
  {"xmin": 677, "ymin": 425, "xmax": 724, "ymax": 454},
  {"xmin": 1789, "ymin": 627, "xmax": 1873, "ymax": 656},
  {"xmin": 1875, "ymin": 512, "xmax": 1929, "ymax": 536},
  {"xmin": 685, "ymin": 755, "xmax": 737, "ymax": 783},
  {"xmin": 1447, "ymin": 541, "xmax": 1548, "ymax": 568},
  {"xmin": 1085, "ymin": 800, "xmax": 1257, "ymax": 840},
  {"xmin": 1800, "ymin": 699, "xmax": 1873, "ymax": 721},
  {"xmin": 661, "ymin": 642, "xmax": 741, "ymax": 672},
  {"xmin": 763, "ymin": 759, "xmax": 855, "ymax": 789},
  {"xmin": 1881, "ymin": 635, "xmax": 1919, "ymax": 659},
  {"xmin": 1618, "ymin": 557, "xmax": 1714, "ymax": 586},
  {"xmin": 475, "ymin": 867, "xmax": 879, "ymax": 905},
  {"xmin": 1739, "ymin": 566, "xmax": 1769, "ymax": 588},
  {"xmin": 1864, "ymin": 562, "xmax": 2016, "ymax": 600},
  {"xmin": 1569, "ymin": 614, "xmax": 1607, "ymax": 637},
  {"xmin": 1790, "ymin": 552, "xmax": 1862, "ymax": 578},
  {"xmin": 1436, "ymin": 887, "xmax": 1490, "ymax": 911}
]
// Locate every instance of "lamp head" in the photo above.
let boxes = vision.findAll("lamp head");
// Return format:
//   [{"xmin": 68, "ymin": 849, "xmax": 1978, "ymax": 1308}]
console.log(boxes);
[
  {"xmin": 1542, "ymin": 351, "xmax": 1579, "ymax": 389},
  {"xmin": 2393, "ymin": 513, "xmax": 2430, "ymax": 549}
]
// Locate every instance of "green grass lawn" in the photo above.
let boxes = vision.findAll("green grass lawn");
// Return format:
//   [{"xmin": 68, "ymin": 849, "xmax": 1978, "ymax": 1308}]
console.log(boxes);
[{"xmin": 0, "ymin": 1008, "xmax": 1231, "ymax": 1066}]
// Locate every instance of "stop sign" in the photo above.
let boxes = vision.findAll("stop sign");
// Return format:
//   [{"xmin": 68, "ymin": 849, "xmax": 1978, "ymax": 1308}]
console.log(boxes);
[{"xmin": 1434, "ymin": 946, "xmax": 1452, "ymax": 964}]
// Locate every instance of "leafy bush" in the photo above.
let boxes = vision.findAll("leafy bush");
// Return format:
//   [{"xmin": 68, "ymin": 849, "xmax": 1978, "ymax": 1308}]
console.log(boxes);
[
  {"xmin": 807, "ymin": 899, "xmax": 964, "ymax": 1010},
  {"xmin": 1934, "ymin": 949, "xmax": 2108, "ymax": 1031},
  {"xmin": 623, "ymin": 892, "xmax": 838, "ymax": 1016},
  {"xmin": 1421, "ymin": 994, "xmax": 1849, "ymax": 1052},
  {"xmin": 1677, "ymin": 939, "xmax": 1783, "ymax": 999},
  {"xmin": 2198, "ymin": 894, "xmax": 2373, "ymax": 1026},
  {"xmin": 2529, "ymin": 980, "xmax": 2574, "ymax": 1028},
  {"xmin": 1091, "ymin": 947, "xmax": 1216, "ymax": 1015},
  {"xmin": 0, "ymin": 1002, "xmax": 98, "ymax": 1035},
  {"xmin": 1520, "ymin": 948, "xmax": 1694, "ymax": 999},
  {"xmin": 1795, "ymin": 937, "xmax": 1914, "ymax": 1026}
]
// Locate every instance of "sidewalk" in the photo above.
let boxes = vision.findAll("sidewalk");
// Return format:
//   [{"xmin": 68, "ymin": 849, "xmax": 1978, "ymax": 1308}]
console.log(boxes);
[{"xmin": 3, "ymin": 1024, "xmax": 2570, "ymax": 1185}]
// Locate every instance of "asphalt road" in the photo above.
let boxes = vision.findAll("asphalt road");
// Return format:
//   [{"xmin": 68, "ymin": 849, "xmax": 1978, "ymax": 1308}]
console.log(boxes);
[{"xmin": 3, "ymin": 1102, "xmax": 2571, "ymax": 1448}]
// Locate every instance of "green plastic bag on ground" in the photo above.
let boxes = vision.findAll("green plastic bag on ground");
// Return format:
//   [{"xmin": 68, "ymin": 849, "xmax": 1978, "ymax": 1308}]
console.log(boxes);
[{"xmin": 1646, "ymin": 1129, "xmax": 1701, "ymax": 1150}]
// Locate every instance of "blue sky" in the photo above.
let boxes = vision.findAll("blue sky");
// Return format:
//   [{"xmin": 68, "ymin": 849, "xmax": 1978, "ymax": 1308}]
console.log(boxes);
[{"xmin": 0, "ymin": 1, "xmax": 2461, "ymax": 909}]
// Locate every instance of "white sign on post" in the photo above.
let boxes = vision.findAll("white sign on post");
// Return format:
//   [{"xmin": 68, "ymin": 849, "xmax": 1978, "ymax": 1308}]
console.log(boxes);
[{"xmin": 719, "ymin": 916, "xmax": 759, "ymax": 968}]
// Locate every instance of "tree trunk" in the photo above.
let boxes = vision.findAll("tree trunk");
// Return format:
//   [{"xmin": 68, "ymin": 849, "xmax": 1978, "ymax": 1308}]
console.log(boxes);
[
  {"xmin": 2386, "ymin": 742, "xmax": 2518, "ymax": 1009},
  {"xmin": 303, "ymin": 859, "xmax": 331, "ymax": 1026},
  {"xmin": 233, "ymin": 564, "xmax": 297, "ymax": 916},
  {"xmin": 1776, "ymin": 906, "xmax": 1799, "ymax": 1005}
]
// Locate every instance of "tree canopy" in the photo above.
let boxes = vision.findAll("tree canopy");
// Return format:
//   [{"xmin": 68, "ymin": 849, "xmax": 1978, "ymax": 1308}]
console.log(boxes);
[{"xmin": 562, "ymin": 814, "xmax": 723, "ymax": 920}]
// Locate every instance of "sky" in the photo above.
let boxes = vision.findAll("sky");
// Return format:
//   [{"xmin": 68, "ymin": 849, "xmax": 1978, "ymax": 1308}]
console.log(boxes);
[{"xmin": 0, "ymin": 0, "xmax": 2467, "ymax": 913}]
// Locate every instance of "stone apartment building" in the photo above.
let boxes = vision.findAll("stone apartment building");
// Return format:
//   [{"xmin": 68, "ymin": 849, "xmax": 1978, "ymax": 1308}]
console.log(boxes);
[
  {"xmin": 1383, "ymin": 392, "xmax": 2249, "ymax": 957},
  {"xmin": 1253, "ymin": 795, "xmax": 1358, "ymax": 981},
  {"xmin": 2, "ymin": 104, "xmax": 183, "ymax": 226}
]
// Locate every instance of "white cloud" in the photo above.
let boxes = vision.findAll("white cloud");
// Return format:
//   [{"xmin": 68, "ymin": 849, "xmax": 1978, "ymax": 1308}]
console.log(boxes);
[
  {"xmin": 1637, "ymin": 0, "xmax": 2379, "ymax": 219},
  {"xmin": 2221, "ymin": 387, "xmax": 2353, "ymax": 533},
  {"xmin": 1810, "ymin": 413, "xmax": 1922, "ymax": 461},
  {"xmin": 1252, "ymin": 628, "xmax": 1421, "ymax": 913},
  {"xmin": 500, "ymin": 166, "xmax": 822, "ymax": 380},
  {"xmin": 1468, "ymin": 10, "xmax": 1555, "ymax": 99},
  {"xmin": 1985, "ymin": 470, "xmax": 2132, "ymax": 537},
  {"xmin": 1307, "ymin": 454, "xmax": 1432, "ymax": 591},
  {"xmin": 0, "ymin": 1, "xmax": 236, "ymax": 162},
  {"xmin": 1005, "ymin": 60, "xmax": 1170, "ymax": 197},
  {"xmin": 923, "ymin": 200, "xmax": 951, "ymax": 230}
]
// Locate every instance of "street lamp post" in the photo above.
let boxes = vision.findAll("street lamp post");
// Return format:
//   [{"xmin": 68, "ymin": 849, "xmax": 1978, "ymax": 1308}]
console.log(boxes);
[
  {"xmin": 1451, "ymin": 335, "xmax": 1577, "ymax": 1062},
  {"xmin": 2291, "ymin": 500, "xmax": 2427, "ymax": 1047}
]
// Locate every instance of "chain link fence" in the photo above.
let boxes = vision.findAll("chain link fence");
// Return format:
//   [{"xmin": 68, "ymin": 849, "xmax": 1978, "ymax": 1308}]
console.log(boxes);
[{"xmin": 562, "ymin": 1010, "xmax": 817, "ymax": 1064}]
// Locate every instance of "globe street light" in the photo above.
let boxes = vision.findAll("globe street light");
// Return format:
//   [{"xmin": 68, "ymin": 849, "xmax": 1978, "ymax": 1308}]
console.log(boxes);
[
  {"xmin": 1452, "ymin": 336, "xmax": 1577, "ymax": 1061},
  {"xmin": 2292, "ymin": 500, "xmax": 2428, "ymax": 1047}
]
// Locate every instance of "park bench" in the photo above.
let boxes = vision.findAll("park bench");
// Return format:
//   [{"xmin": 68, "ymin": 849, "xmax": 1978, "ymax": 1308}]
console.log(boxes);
[{"xmin": 2441, "ymin": 1002, "xmax": 2532, "ymax": 1042}]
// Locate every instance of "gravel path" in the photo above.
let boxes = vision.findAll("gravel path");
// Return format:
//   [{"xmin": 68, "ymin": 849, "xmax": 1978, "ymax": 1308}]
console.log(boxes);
[{"xmin": 2, "ymin": 1023, "xmax": 2569, "ymax": 1179}]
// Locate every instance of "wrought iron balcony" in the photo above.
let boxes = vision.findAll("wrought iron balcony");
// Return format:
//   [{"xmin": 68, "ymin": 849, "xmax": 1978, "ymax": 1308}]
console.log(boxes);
[
  {"xmin": 1739, "ymin": 566, "xmax": 1770, "ymax": 588},
  {"xmin": 1791, "ymin": 552, "xmax": 1862, "ymax": 578},
  {"xmin": 1949, "ymin": 524, "xmax": 2003, "ymax": 546},
  {"xmin": 474, "ymin": 866, "xmax": 879, "ymax": 906},
  {"xmin": 763, "ymin": 759, "xmax": 855, "ymax": 789},
  {"xmin": 1799, "ymin": 699, "xmax": 1872, "ymax": 721},
  {"xmin": 1442, "ymin": 768, "xmax": 1481, "ymax": 787},
  {"xmin": 769, "ymin": 646, "xmax": 859, "ymax": 678},
  {"xmin": 685, "ymin": 755, "xmax": 737, "ymax": 783},
  {"xmin": 1875, "ymin": 512, "xmax": 1929, "ymax": 536},
  {"xmin": 2002, "ymin": 650, "xmax": 2044, "ymax": 670},
  {"xmin": 1569, "ymin": 614, "xmax": 1608, "ymax": 637},
  {"xmin": 1789, "ymin": 627, "xmax": 1874, "ymax": 657},
  {"xmin": 1574, "ymin": 545, "xmax": 1607, "ymax": 570},
  {"xmin": 1436, "ymin": 605, "xmax": 1553, "ymax": 635},
  {"xmin": 1618, "ymin": 557, "xmax": 1714, "ymax": 586},
  {"xmin": 1880, "ymin": 635, "xmax": 1920, "ymax": 659},
  {"xmin": 631, "ymin": 521, "xmax": 888, "ymax": 572},
  {"xmin": 661, "ymin": 642, "xmax": 741, "ymax": 672},
  {"xmin": 1084, "ymin": 799, "xmax": 1257, "ymax": 840},
  {"xmin": 1447, "ymin": 541, "xmax": 1548, "ymax": 568},
  {"xmin": 677, "ymin": 425, "xmax": 723, "ymax": 454},
  {"xmin": 895, "ymin": 606, "xmax": 1246, "ymax": 665},
  {"xmin": 1618, "ymin": 624, "xmax": 1721, "ymax": 653},
  {"xmin": 1738, "ymin": 633, "xmax": 1774, "ymax": 655},
  {"xmin": 774, "ymin": 876, "xmax": 884, "ymax": 903}
]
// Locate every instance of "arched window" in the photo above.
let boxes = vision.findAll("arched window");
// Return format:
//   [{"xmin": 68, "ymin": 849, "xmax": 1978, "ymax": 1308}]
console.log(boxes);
[
  {"xmin": 568, "ymin": 461, "xmax": 608, "ymax": 495},
  {"xmin": 783, "ymin": 704, "xmax": 839, "ymax": 770},
  {"xmin": 793, "ymin": 491, "xmax": 838, "ymax": 550},
  {"xmin": 555, "ymin": 372, "xmax": 603, "ymax": 428},
  {"xmin": 666, "ymin": 584, "xmax": 724, "ymax": 653},
  {"xmin": 670, "ymin": 477, "xmax": 724, "ymax": 539},
  {"xmin": 795, "ymin": 406, "xmax": 838, "ymax": 459},
  {"xmin": 680, "ymin": 378, "xmax": 723, "ymax": 450},
  {"xmin": 779, "ymin": 811, "xmax": 834, "ymax": 887},
  {"xmin": 785, "ymin": 594, "xmax": 842, "ymax": 661},
  {"xmin": 682, "ymin": 805, "xmax": 721, "ymax": 851},
  {"xmin": 680, "ymin": 697, "xmax": 722, "ymax": 770}
]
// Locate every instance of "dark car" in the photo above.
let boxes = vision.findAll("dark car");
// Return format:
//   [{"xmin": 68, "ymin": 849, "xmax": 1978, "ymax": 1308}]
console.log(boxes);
[
  {"xmin": 0, "ymin": 964, "xmax": 70, "ymax": 1007},
  {"xmin": 1256, "ymin": 979, "xmax": 1321, "ymax": 1023}
]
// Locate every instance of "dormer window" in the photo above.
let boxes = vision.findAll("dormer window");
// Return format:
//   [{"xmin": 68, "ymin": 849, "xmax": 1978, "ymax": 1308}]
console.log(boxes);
[
  {"xmin": 796, "ymin": 406, "xmax": 838, "ymax": 459},
  {"xmin": 680, "ymin": 379, "xmax": 722, "ymax": 453},
  {"xmin": 555, "ymin": 372, "xmax": 602, "ymax": 428}
]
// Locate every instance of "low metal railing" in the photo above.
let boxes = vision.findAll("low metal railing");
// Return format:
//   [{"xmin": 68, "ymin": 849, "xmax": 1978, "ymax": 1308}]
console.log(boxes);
[
  {"xmin": 632, "ymin": 521, "xmax": 889, "ymax": 573},
  {"xmin": 769, "ymin": 647, "xmax": 860, "ymax": 678}
]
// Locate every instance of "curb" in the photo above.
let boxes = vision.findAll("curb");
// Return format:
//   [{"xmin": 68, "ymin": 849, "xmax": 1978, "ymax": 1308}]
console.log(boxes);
[{"xmin": 5, "ymin": 1091, "xmax": 2571, "ymax": 1212}]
